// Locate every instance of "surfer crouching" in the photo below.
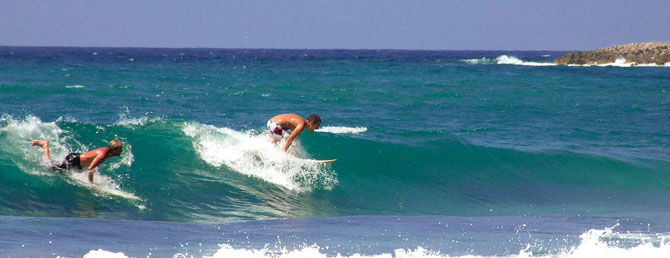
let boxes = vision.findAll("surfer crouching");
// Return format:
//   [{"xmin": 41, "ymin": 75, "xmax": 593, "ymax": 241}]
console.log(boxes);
[
  {"xmin": 267, "ymin": 114, "xmax": 320, "ymax": 151},
  {"xmin": 31, "ymin": 139, "xmax": 123, "ymax": 183}
]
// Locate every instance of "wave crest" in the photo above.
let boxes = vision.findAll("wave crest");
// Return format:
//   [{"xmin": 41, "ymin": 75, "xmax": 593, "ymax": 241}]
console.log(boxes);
[
  {"xmin": 87, "ymin": 226, "xmax": 670, "ymax": 258},
  {"xmin": 182, "ymin": 122, "xmax": 338, "ymax": 191},
  {"xmin": 463, "ymin": 55, "xmax": 555, "ymax": 66},
  {"xmin": 0, "ymin": 115, "xmax": 141, "ymax": 203}
]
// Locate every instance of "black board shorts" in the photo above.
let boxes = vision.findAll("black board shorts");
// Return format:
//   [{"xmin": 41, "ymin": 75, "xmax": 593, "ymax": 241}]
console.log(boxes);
[{"xmin": 53, "ymin": 153, "xmax": 82, "ymax": 172}]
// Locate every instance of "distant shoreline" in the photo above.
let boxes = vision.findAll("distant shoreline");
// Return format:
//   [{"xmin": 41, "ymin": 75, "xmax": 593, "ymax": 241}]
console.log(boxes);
[{"xmin": 554, "ymin": 42, "xmax": 670, "ymax": 66}]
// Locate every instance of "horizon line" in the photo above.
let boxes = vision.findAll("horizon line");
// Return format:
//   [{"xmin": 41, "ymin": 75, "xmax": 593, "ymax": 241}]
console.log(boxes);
[{"xmin": 0, "ymin": 44, "xmax": 578, "ymax": 52}]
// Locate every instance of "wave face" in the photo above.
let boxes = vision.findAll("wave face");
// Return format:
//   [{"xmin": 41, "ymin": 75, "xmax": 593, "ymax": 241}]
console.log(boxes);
[
  {"xmin": 1, "ymin": 115, "xmax": 669, "ymax": 222},
  {"xmin": 0, "ymin": 47, "xmax": 669, "ymax": 223}
]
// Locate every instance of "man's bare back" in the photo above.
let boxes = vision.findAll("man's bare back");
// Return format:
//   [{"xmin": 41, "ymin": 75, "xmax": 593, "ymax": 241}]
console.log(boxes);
[
  {"xmin": 268, "ymin": 114, "xmax": 321, "ymax": 151},
  {"xmin": 79, "ymin": 147, "xmax": 114, "ymax": 170},
  {"xmin": 270, "ymin": 114, "xmax": 306, "ymax": 131}
]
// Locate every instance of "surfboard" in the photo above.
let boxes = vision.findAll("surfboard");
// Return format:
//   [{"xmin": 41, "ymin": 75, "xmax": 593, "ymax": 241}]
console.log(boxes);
[
  {"xmin": 288, "ymin": 155, "xmax": 337, "ymax": 164},
  {"xmin": 306, "ymin": 158, "xmax": 337, "ymax": 164}
]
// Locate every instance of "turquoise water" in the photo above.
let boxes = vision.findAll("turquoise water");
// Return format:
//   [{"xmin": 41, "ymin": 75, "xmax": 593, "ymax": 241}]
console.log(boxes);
[{"xmin": 0, "ymin": 47, "xmax": 669, "ymax": 257}]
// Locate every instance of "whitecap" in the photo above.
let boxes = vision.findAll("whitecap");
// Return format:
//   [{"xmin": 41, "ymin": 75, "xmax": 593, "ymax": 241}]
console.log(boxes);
[
  {"xmin": 463, "ymin": 56, "xmax": 555, "ymax": 66},
  {"xmin": 566, "ymin": 57, "xmax": 669, "ymax": 68},
  {"xmin": 495, "ymin": 55, "xmax": 556, "ymax": 66},
  {"xmin": 84, "ymin": 249, "xmax": 128, "ymax": 258},
  {"xmin": 115, "ymin": 116, "xmax": 154, "ymax": 127},
  {"xmin": 182, "ymin": 122, "xmax": 337, "ymax": 191},
  {"xmin": 462, "ymin": 57, "xmax": 494, "ymax": 65},
  {"xmin": 201, "ymin": 225, "xmax": 670, "ymax": 257}
]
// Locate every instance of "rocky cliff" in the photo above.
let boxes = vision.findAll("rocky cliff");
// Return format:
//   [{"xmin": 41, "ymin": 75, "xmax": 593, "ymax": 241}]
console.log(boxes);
[{"xmin": 554, "ymin": 42, "xmax": 670, "ymax": 65}]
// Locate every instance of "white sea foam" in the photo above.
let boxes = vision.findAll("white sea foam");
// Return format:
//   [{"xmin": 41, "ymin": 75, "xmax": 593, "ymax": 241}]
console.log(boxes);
[
  {"xmin": 82, "ymin": 225, "xmax": 670, "ymax": 258},
  {"xmin": 204, "ymin": 226, "xmax": 670, "ymax": 258},
  {"xmin": 463, "ymin": 57, "xmax": 495, "ymax": 65},
  {"xmin": 0, "ymin": 115, "xmax": 141, "ymax": 204},
  {"xmin": 463, "ymin": 55, "xmax": 555, "ymax": 66},
  {"xmin": 203, "ymin": 245, "xmax": 398, "ymax": 258},
  {"xmin": 495, "ymin": 55, "xmax": 556, "ymax": 66},
  {"xmin": 65, "ymin": 84, "xmax": 86, "ymax": 89},
  {"xmin": 114, "ymin": 116, "xmax": 163, "ymax": 128},
  {"xmin": 0, "ymin": 115, "xmax": 72, "ymax": 174},
  {"xmin": 114, "ymin": 109, "xmax": 164, "ymax": 128},
  {"xmin": 64, "ymin": 168, "xmax": 142, "ymax": 202},
  {"xmin": 598, "ymin": 57, "xmax": 670, "ymax": 67},
  {"xmin": 597, "ymin": 57, "xmax": 634, "ymax": 67},
  {"xmin": 316, "ymin": 126, "xmax": 367, "ymax": 134},
  {"xmin": 182, "ymin": 122, "xmax": 337, "ymax": 191},
  {"xmin": 563, "ymin": 57, "xmax": 670, "ymax": 68},
  {"xmin": 465, "ymin": 55, "xmax": 669, "ymax": 68},
  {"xmin": 84, "ymin": 249, "xmax": 128, "ymax": 258}
]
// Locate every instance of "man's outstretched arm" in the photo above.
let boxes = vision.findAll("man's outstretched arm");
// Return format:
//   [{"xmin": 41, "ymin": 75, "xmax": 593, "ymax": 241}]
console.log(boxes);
[
  {"xmin": 87, "ymin": 151, "xmax": 107, "ymax": 183},
  {"xmin": 283, "ymin": 127, "xmax": 304, "ymax": 152}
]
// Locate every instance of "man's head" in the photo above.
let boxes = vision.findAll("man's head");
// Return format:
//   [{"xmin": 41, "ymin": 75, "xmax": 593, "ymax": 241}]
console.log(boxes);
[
  {"xmin": 306, "ymin": 114, "xmax": 321, "ymax": 132},
  {"xmin": 108, "ymin": 139, "xmax": 123, "ymax": 156}
]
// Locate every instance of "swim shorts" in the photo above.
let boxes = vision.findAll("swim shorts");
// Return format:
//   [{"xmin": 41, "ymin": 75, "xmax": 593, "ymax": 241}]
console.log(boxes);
[
  {"xmin": 53, "ymin": 152, "xmax": 82, "ymax": 172},
  {"xmin": 267, "ymin": 120, "xmax": 289, "ymax": 141}
]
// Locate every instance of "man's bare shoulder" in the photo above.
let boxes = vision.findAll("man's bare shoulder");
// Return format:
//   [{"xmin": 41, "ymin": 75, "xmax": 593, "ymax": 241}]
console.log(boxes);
[
  {"xmin": 273, "ymin": 113, "xmax": 302, "ymax": 119},
  {"xmin": 82, "ymin": 147, "xmax": 108, "ymax": 157},
  {"xmin": 272, "ymin": 114, "xmax": 305, "ymax": 126}
]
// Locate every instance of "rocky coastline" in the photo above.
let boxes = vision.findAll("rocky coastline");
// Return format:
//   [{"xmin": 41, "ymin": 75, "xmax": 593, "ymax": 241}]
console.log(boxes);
[{"xmin": 554, "ymin": 42, "xmax": 670, "ymax": 66}]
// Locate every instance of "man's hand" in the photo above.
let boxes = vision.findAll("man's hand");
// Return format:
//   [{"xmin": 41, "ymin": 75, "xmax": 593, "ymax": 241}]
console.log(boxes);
[{"xmin": 88, "ymin": 170, "xmax": 94, "ymax": 183}]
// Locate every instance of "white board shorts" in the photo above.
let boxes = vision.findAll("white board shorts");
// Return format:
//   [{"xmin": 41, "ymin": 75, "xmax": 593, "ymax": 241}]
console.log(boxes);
[{"xmin": 267, "ymin": 120, "xmax": 289, "ymax": 141}]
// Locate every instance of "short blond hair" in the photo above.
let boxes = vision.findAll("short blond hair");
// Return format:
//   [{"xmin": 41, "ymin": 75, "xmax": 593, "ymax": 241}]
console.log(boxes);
[{"xmin": 108, "ymin": 139, "xmax": 123, "ymax": 151}]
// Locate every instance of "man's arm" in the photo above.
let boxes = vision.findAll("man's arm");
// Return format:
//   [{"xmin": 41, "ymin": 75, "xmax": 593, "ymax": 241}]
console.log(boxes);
[
  {"xmin": 87, "ymin": 150, "xmax": 107, "ymax": 183},
  {"xmin": 283, "ymin": 126, "xmax": 304, "ymax": 152}
]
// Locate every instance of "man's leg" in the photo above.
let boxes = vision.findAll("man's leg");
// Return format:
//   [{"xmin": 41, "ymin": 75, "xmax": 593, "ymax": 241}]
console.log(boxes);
[{"xmin": 31, "ymin": 139, "xmax": 52, "ymax": 162}]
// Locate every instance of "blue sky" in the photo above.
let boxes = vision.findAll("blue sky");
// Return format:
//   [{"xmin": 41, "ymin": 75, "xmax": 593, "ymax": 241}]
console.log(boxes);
[{"xmin": 1, "ymin": 0, "xmax": 668, "ymax": 50}]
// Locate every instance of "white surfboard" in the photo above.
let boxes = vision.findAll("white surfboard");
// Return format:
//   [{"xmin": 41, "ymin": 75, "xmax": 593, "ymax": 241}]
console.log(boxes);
[{"xmin": 305, "ymin": 158, "xmax": 337, "ymax": 164}]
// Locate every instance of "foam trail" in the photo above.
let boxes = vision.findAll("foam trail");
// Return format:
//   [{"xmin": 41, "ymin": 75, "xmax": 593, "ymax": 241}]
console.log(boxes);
[
  {"xmin": 182, "ymin": 122, "xmax": 337, "ymax": 191},
  {"xmin": 64, "ymin": 168, "xmax": 142, "ymax": 202},
  {"xmin": 316, "ymin": 126, "xmax": 367, "ymax": 134}
]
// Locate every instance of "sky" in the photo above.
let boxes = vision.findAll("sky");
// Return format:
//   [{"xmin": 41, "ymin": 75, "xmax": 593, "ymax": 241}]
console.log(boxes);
[{"xmin": 1, "ymin": 0, "xmax": 668, "ymax": 51}]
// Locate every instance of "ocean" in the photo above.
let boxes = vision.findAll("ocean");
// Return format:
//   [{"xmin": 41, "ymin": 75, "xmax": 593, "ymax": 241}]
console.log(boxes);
[{"xmin": 0, "ymin": 47, "xmax": 669, "ymax": 257}]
